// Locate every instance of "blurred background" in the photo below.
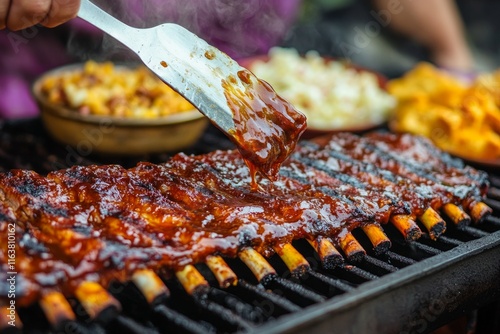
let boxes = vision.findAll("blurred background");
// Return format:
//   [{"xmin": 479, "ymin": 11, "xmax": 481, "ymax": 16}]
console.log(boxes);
[
  {"xmin": 283, "ymin": 0, "xmax": 500, "ymax": 78},
  {"xmin": 78, "ymin": 0, "xmax": 500, "ymax": 76},
  {"xmin": 76, "ymin": 0, "xmax": 500, "ymax": 78},
  {"xmin": 2, "ymin": 0, "xmax": 500, "ymax": 119},
  {"xmin": 1, "ymin": 2, "xmax": 499, "ymax": 333}
]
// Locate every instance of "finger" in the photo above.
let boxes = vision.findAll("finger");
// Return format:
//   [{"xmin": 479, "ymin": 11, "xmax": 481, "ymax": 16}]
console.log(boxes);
[
  {"xmin": 42, "ymin": 0, "xmax": 80, "ymax": 28},
  {"xmin": 0, "ymin": 0, "xmax": 12, "ymax": 30},
  {"xmin": 6, "ymin": 0, "xmax": 51, "ymax": 31}
]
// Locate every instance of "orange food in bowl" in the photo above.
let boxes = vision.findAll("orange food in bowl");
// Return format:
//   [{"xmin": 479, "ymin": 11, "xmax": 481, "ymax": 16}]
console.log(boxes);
[
  {"xmin": 33, "ymin": 61, "xmax": 208, "ymax": 155},
  {"xmin": 40, "ymin": 60, "xmax": 194, "ymax": 118},
  {"xmin": 388, "ymin": 63, "xmax": 500, "ymax": 160}
]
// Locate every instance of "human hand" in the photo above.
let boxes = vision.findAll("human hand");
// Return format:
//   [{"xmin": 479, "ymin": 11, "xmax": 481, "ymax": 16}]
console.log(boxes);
[{"xmin": 0, "ymin": 0, "xmax": 81, "ymax": 31}]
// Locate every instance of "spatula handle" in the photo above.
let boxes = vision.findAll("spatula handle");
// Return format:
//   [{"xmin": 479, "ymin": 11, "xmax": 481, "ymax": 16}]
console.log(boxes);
[{"xmin": 77, "ymin": 0, "xmax": 140, "ymax": 50}]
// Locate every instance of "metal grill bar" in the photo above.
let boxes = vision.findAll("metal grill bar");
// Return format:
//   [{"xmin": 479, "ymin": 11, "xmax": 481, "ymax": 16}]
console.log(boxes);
[
  {"xmin": 195, "ymin": 297, "xmax": 254, "ymax": 332},
  {"xmin": 304, "ymin": 271, "xmax": 354, "ymax": 294},
  {"xmin": 112, "ymin": 315, "xmax": 159, "ymax": 334},
  {"xmin": 485, "ymin": 198, "xmax": 500, "ymax": 211},
  {"xmin": 266, "ymin": 277, "xmax": 327, "ymax": 306},
  {"xmin": 206, "ymin": 287, "xmax": 266, "ymax": 324},
  {"xmin": 361, "ymin": 255, "xmax": 399, "ymax": 274},
  {"xmin": 382, "ymin": 250, "xmax": 416, "ymax": 267},
  {"xmin": 152, "ymin": 304, "xmax": 212, "ymax": 334},
  {"xmin": 486, "ymin": 215, "xmax": 500, "ymax": 226},
  {"xmin": 461, "ymin": 226, "xmax": 491, "ymax": 238},
  {"xmin": 230, "ymin": 280, "xmax": 301, "ymax": 314},
  {"xmin": 411, "ymin": 241, "xmax": 443, "ymax": 256},
  {"xmin": 488, "ymin": 187, "xmax": 500, "ymax": 200}
]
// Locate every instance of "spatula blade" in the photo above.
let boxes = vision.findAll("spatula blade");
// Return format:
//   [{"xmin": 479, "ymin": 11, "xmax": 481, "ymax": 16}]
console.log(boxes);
[{"xmin": 136, "ymin": 23, "xmax": 246, "ymax": 134}]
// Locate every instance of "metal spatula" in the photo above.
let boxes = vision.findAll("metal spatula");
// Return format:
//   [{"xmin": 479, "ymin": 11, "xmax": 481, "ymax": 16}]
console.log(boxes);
[{"xmin": 77, "ymin": 0, "xmax": 245, "ymax": 133}]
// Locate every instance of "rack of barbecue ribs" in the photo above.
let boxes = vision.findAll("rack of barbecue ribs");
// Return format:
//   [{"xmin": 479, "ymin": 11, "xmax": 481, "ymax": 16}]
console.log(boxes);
[{"xmin": 0, "ymin": 132, "xmax": 492, "ymax": 327}]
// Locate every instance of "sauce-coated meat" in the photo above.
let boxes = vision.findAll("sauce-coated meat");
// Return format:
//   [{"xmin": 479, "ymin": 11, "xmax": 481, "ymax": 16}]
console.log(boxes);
[{"xmin": 0, "ymin": 132, "xmax": 489, "ymax": 306}]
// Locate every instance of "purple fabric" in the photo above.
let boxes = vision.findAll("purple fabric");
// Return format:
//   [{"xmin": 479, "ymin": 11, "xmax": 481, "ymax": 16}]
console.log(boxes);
[
  {"xmin": 0, "ymin": 26, "xmax": 76, "ymax": 119},
  {"xmin": 0, "ymin": 21, "xmax": 94, "ymax": 119},
  {"xmin": 0, "ymin": 75, "xmax": 39, "ymax": 119},
  {"xmin": 0, "ymin": 0, "xmax": 301, "ymax": 119}
]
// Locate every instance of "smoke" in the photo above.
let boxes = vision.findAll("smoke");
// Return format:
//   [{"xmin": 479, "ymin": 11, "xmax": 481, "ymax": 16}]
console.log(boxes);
[
  {"xmin": 189, "ymin": 0, "xmax": 298, "ymax": 58},
  {"xmin": 66, "ymin": 0, "xmax": 139, "ymax": 62},
  {"xmin": 66, "ymin": 0, "xmax": 300, "ymax": 62}
]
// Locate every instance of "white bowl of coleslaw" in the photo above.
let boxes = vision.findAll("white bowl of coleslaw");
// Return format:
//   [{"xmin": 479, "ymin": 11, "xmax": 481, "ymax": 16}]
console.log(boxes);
[{"xmin": 240, "ymin": 48, "xmax": 396, "ymax": 138}]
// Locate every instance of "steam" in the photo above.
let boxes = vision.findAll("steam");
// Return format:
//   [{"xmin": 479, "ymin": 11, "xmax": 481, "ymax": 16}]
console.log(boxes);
[{"xmin": 66, "ymin": 0, "xmax": 299, "ymax": 62}]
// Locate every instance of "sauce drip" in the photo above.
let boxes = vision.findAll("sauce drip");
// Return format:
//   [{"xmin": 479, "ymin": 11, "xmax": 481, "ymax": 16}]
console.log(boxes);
[
  {"xmin": 222, "ymin": 69, "xmax": 307, "ymax": 189},
  {"xmin": 160, "ymin": 61, "xmax": 168, "ymax": 68},
  {"xmin": 204, "ymin": 50, "xmax": 216, "ymax": 60}
]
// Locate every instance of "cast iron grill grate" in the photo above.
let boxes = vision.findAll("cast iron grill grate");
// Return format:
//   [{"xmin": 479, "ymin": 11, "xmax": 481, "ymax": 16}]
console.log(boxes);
[
  {"xmin": 1, "ymin": 120, "xmax": 499, "ymax": 334},
  {"xmin": 7, "ymin": 191, "xmax": 500, "ymax": 334}
]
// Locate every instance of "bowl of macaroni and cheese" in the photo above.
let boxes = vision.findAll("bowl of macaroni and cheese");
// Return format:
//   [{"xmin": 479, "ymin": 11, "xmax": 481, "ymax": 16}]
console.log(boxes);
[{"xmin": 33, "ymin": 61, "xmax": 208, "ymax": 155}]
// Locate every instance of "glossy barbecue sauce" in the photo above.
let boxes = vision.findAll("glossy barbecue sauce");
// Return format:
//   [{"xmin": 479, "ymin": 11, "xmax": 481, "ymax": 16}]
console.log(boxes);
[
  {"xmin": 0, "ymin": 133, "xmax": 489, "ymax": 306},
  {"xmin": 222, "ymin": 69, "xmax": 307, "ymax": 189}
]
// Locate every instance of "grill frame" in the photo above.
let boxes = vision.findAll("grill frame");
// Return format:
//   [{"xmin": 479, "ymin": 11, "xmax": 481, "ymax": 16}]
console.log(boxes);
[
  {"xmin": 1, "ymin": 119, "xmax": 500, "ymax": 334},
  {"xmin": 255, "ymin": 226, "xmax": 500, "ymax": 334}
]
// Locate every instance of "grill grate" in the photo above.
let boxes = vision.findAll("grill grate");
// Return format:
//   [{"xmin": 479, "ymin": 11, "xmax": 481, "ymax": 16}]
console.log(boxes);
[
  {"xmin": 9, "ymin": 197, "xmax": 498, "ymax": 334},
  {"xmin": 1, "ymin": 120, "xmax": 500, "ymax": 334}
]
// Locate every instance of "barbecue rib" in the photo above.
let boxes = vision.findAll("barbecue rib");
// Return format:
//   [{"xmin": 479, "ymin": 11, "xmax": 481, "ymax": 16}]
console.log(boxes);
[{"xmin": 0, "ymin": 132, "xmax": 491, "ymax": 308}]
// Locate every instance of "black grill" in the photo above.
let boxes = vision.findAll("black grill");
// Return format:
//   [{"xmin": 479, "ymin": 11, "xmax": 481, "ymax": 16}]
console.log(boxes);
[{"xmin": 1, "ymin": 119, "xmax": 499, "ymax": 334}]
